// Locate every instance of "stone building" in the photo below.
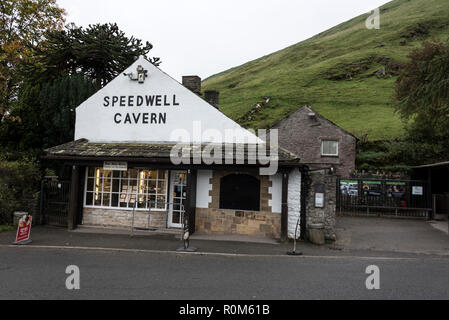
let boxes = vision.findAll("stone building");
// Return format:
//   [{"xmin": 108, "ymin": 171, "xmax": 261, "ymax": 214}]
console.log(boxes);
[
  {"xmin": 274, "ymin": 106, "xmax": 357, "ymax": 177},
  {"xmin": 44, "ymin": 56, "xmax": 308, "ymax": 241}
]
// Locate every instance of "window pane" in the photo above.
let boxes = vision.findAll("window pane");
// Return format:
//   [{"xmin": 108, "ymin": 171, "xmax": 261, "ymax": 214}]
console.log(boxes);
[
  {"xmin": 112, "ymin": 179, "xmax": 120, "ymax": 193},
  {"xmin": 113, "ymin": 171, "xmax": 121, "ymax": 178},
  {"xmin": 85, "ymin": 192, "xmax": 93, "ymax": 206},
  {"xmin": 103, "ymin": 193, "xmax": 111, "ymax": 207},
  {"xmin": 87, "ymin": 178, "xmax": 94, "ymax": 192},
  {"xmin": 138, "ymin": 195, "xmax": 147, "ymax": 208},
  {"xmin": 148, "ymin": 180, "xmax": 157, "ymax": 193},
  {"xmin": 158, "ymin": 180, "xmax": 167, "ymax": 194},
  {"xmin": 129, "ymin": 169, "xmax": 138, "ymax": 179},
  {"xmin": 172, "ymin": 212, "xmax": 181, "ymax": 224},
  {"xmin": 103, "ymin": 177, "xmax": 111, "ymax": 193},
  {"xmin": 87, "ymin": 167, "xmax": 95, "ymax": 177},
  {"xmin": 129, "ymin": 179, "xmax": 137, "ymax": 188},
  {"xmin": 322, "ymin": 141, "xmax": 338, "ymax": 156},
  {"xmin": 94, "ymin": 193, "xmax": 102, "ymax": 206},
  {"xmin": 158, "ymin": 170, "xmax": 168, "ymax": 180},
  {"xmin": 148, "ymin": 194, "xmax": 156, "ymax": 207},
  {"xmin": 111, "ymin": 193, "xmax": 119, "ymax": 207}
]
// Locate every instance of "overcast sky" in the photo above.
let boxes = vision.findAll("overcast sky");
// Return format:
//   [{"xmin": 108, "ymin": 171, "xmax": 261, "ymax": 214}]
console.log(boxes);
[{"xmin": 57, "ymin": 0, "xmax": 390, "ymax": 81}]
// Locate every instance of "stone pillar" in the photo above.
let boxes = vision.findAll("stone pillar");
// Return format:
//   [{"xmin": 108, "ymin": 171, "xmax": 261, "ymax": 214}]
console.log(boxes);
[{"xmin": 306, "ymin": 169, "xmax": 337, "ymax": 242}]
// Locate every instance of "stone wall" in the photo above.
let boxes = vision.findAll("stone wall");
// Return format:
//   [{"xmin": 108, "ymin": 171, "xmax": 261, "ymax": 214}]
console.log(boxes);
[
  {"xmin": 83, "ymin": 208, "xmax": 167, "ymax": 229},
  {"xmin": 196, "ymin": 208, "xmax": 281, "ymax": 238},
  {"xmin": 275, "ymin": 106, "xmax": 357, "ymax": 177},
  {"xmin": 195, "ymin": 170, "xmax": 281, "ymax": 238},
  {"xmin": 306, "ymin": 169, "xmax": 337, "ymax": 241}
]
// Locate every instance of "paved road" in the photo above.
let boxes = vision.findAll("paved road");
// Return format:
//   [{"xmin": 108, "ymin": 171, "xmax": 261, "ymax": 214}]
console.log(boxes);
[{"xmin": 1, "ymin": 247, "xmax": 448, "ymax": 300}]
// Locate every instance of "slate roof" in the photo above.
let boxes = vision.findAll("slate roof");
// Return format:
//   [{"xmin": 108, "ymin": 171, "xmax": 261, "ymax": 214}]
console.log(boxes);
[
  {"xmin": 44, "ymin": 139, "xmax": 301, "ymax": 165},
  {"xmin": 273, "ymin": 106, "xmax": 358, "ymax": 140}
]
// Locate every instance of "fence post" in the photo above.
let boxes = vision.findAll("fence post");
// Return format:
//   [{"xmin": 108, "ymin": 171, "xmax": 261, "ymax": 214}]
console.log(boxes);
[{"xmin": 39, "ymin": 180, "xmax": 45, "ymax": 225}]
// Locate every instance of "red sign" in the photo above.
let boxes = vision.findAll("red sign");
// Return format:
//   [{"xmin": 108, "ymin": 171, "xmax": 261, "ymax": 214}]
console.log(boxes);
[{"xmin": 15, "ymin": 215, "xmax": 32, "ymax": 243}]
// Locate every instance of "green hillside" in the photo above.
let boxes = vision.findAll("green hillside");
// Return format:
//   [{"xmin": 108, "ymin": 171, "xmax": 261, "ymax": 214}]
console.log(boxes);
[{"xmin": 202, "ymin": 0, "xmax": 449, "ymax": 141}]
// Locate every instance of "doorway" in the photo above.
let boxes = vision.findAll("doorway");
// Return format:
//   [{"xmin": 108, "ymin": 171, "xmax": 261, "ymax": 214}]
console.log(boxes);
[{"xmin": 168, "ymin": 171, "xmax": 187, "ymax": 228}]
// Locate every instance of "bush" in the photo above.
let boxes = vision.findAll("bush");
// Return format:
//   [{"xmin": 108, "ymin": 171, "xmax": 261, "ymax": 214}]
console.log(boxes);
[{"xmin": 0, "ymin": 158, "xmax": 42, "ymax": 224}]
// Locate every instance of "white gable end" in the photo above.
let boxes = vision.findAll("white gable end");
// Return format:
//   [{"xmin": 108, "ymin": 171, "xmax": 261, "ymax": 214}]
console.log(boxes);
[{"xmin": 75, "ymin": 56, "xmax": 259, "ymax": 144}]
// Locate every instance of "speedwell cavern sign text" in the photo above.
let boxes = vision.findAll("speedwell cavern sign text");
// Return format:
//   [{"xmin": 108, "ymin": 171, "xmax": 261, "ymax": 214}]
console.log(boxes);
[{"xmin": 103, "ymin": 94, "xmax": 180, "ymax": 125}]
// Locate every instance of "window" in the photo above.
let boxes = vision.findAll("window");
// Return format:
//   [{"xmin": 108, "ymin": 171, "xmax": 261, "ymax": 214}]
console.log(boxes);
[
  {"xmin": 321, "ymin": 140, "xmax": 339, "ymax": 156},
  {"xmin": 219, "ymin": 174, "xmax": 260, "ymax": 211},
  {"xmin": 84, "ymin": 168, "xmax": 168, "ymax": 210}
]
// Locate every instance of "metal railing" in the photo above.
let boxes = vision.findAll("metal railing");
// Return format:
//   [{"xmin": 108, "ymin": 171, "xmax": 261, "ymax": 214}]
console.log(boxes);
[
  {"xmin": 338, "ymin": 178, "xmax": 432, "ymax": 218},
  {"xmin": 130, "ymin": 200, "xmax": 185, "ymax": 239}
]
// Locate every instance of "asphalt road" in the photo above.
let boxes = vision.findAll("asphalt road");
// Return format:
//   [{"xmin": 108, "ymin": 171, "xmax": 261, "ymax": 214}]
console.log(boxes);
[{"xmin": 0, "ymin": 247, "xmax": 448, "ymax": 300}]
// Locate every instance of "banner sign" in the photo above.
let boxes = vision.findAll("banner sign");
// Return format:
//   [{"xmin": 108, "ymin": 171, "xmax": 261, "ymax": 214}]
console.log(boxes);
[
  {"xmin": 362, "ymin": 181, "xmax": 382, "ymax": 197},
  {"xmin": 340, "ymin": 180, "xmax": 358, "ymax": 196},
  {"xmin": 386, "ymin": 182, "xmax": 406, "ymax": 199},
  {"xmin": 15, "ymin": 215, "xmax": 32, "ymax": 244}
]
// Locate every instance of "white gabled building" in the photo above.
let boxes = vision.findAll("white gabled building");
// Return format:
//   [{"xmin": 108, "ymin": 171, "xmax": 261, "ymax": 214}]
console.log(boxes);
[{"xmin": 45, "ymin": 56, "xmax": 306, "ymax": 240}]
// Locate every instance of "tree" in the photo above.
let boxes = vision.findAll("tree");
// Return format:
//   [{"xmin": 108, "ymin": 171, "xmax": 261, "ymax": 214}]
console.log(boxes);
[
  {"xmin": 29, "ymin": 23, "xmax": 161, "ymax": 87},
  {"xmin": 0, "ymin": 22, "xmax": 160, "ymax": 157},
  {"xmin": 391, "ymin": 40, "xmax": 449, "ymax": 164},
  {"xmin": 395, "ymin": 40, "xmax": 449, "ymax": 140},
  {"xmin": 0, "ymin": 74, "xmax": 97, "ymax": 157},
  {"xmin": 0, "ymin": 0, "xmax": 65, "ymax": 120}
]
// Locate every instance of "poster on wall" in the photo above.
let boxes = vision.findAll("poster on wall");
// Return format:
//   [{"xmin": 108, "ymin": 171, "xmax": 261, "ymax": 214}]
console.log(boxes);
[
  {"xmin": 387, "ymin": 182, "xmax": 406, "ymax": 199},
  {"xmin": 412, "ymin": 186, "xmax": 424, "ymax": 196},
  {"xmin": 340, "ymin": 180, "xmax": 358, "ymax": 196},
  {"xmin": 362, "ymin": 181, "xmax": 382, "ymax": 196}
]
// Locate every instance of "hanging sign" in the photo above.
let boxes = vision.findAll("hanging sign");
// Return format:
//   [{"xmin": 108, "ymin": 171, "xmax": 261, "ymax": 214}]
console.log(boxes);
[
  {"xmin": 104, "ymin": 161, "xmax": 128, "ymax": 171},
  {"xmin": 14, "ymin": 215, "xmax": 32, "ymax": 244}
]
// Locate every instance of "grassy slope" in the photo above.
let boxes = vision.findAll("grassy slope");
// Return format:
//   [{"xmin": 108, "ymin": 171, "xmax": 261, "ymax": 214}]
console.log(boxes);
[{"xmin": 202, "ymin": 0, "xmax": 449, "ymax": 141}]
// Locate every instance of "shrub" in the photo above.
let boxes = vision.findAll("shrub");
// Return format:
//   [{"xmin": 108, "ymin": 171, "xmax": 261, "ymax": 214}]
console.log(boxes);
[{"xmin": 0, "ymin": 158, "xmax": 42, "ymax": 224}]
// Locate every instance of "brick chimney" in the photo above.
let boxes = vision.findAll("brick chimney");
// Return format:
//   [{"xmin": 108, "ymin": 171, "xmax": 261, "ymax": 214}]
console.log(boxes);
[
  {"xmin": 182, "ymin": 76, "xmax": 201, "ymax": 95},
  {"xmin": 205, "ymin": 90, "xmax": 220, "ymax": 109}
]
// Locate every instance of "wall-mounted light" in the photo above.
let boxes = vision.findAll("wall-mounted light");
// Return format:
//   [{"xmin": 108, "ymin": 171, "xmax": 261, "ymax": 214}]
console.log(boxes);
[{"xmin": 124, "ymin": 65, "xmax": 148, "ymax": 83}]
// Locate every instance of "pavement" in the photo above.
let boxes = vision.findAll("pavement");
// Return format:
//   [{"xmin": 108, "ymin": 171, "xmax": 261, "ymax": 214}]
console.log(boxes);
[
  {"xmin": 429, "ymin": 220, "xmax": 449, "ymax": 235},
  {"xmin": 334, "ymin": 217, "xmax": 449, "ymax": 257},
  {"xmin": 0, "ymin": 216, "xmax": 448, "ymax": 258}
]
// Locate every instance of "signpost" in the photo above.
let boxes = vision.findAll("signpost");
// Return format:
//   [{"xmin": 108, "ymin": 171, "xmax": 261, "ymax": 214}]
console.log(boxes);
[{"xmin": 13, "ymin": 214, "xmax": 33, "ymax": 245}]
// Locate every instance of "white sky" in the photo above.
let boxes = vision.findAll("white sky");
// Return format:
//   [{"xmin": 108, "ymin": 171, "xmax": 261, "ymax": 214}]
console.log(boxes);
[{"xmin": 57, "ymin": 0, "xmax": 390, "ymax": 81}]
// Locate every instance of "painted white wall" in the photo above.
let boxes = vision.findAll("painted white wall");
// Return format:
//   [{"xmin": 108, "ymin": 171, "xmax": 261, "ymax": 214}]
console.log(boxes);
[
  {"xmin": 196, "ymin": 170, "xmax": 213, "ymax": 208},
  {"xmin": 269, "ymin": 173, "xmax": 282, "ymax": 214},
  {"xmin": 75, "ymin": 56, "xmax": 260, "ymax": 144},
  {"xmin": 288, "ymin": 168, "xmax": 302, "ymax": 239}
]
